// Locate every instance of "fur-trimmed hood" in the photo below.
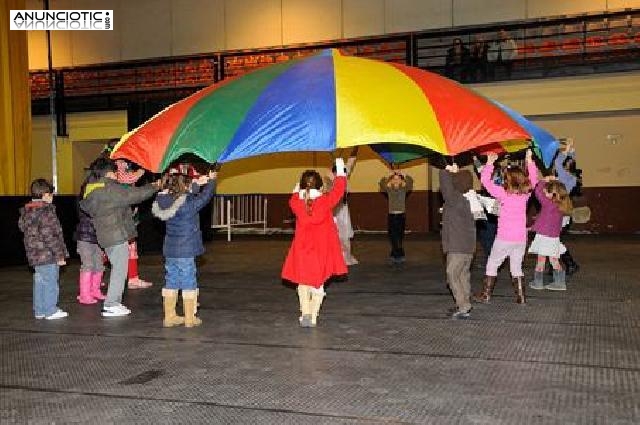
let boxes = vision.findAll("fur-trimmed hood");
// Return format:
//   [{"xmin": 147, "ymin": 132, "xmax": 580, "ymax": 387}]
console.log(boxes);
[{"xmin": 152, "ymin": 193, "xmax": 187, "ymax": 221}]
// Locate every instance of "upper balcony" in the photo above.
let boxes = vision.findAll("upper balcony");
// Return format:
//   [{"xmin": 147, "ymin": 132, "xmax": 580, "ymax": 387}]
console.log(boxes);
[{"xmin": 30, "ymin": 9, "xmax": 640, "ymax": 115}]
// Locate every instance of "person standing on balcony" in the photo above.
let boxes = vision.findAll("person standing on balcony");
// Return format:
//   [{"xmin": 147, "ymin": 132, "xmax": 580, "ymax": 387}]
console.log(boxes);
[
  {"xmin": 468, "ymin": 35, "xmax": 489, "ymax": 82},
  {"xmin": 488, "ymin": 29, "xmax": 518, "ymax": 79},
  {"xmin": 445, "ymin": 38, "xmax": 470, "ymax": 82}
]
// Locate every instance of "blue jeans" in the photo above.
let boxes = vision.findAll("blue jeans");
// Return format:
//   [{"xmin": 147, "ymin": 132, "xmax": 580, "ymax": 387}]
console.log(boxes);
[
  {"xmin": 33, "ymin": 264, "xmax": 60, "ymax": 317},
  {"xmin": 165, "ymin": 258, "xmax": 197, "ymax": 290}
]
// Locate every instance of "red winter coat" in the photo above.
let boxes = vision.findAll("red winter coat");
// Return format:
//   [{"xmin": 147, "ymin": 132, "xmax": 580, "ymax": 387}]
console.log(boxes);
[{"xmin": 281, "ymin": 176, "xmax": 348, "ymax": 288}]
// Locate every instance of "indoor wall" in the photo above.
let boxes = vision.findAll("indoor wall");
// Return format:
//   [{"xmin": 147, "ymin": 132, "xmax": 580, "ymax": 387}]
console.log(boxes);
[{"xmin": 25, "ymin": 0, "xmax": 640, "ymax": 69}]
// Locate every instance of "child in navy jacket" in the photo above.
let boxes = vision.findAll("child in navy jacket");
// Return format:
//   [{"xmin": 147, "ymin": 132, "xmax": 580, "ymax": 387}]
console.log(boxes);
[{"xmin": 152, "ymin": 170, "xmax": 216, "ymax": 328}]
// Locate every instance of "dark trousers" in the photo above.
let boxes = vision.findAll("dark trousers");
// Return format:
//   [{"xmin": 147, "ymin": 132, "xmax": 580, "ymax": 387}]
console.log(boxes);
[
  {"xmin": 388, "ymin": 213, "xmax": 406, "ymax": 258},
  {"xmin": 488, "ymin": 59, "xmax": 513, "ymax": 80},
  {"xmin": 477, "ymin": 217, "xmax": 497, "ymax": 257},
  {"xmin": 468, "ymin": 60, "xmax": 488, "ymax": 82}
]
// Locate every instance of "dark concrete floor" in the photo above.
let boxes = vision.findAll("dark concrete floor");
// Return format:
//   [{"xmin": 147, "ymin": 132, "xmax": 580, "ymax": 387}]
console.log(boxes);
[{"xmin": 1, "ymin": 234, "xmax": 639, "ymax": 424}]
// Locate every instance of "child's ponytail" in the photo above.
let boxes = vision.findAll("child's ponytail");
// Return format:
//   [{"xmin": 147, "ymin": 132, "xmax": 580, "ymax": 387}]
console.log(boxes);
[
  {"xmin": 305, "ymin": 179, "xmax": 313, "ymax": 216},
  {"xmin": 298, "ymin": 170, "xmax": 323, "ymax": 216}
]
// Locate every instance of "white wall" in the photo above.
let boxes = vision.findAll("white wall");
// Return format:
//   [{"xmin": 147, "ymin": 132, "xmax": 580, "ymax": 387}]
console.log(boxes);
[{"xmin": 26, "ymin": 0, "xmax": 640, "ymax": 69}]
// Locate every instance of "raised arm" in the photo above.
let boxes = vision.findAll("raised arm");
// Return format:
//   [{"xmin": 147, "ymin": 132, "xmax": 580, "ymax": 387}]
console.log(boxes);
[
  {"xmin": 404, "ymin": 175, "xmax": 414, "ymax": 192},
  {"xmin": 480, "ymin": 158, "xmax": 505, "ymax": 200},
  {"xmin": 191, "ymin": 177, "xmax": 217, "ymax": 212},
  {"xmin": 439, "ymin": 169, "xmax": 456, "ymax": 202},
  {"xmin": 111, "ymin": 183, "xmax": 158, "ymax": 207},
  {"xmin": 526, "ymin": 149, "xmax": 539, "ymax": 188},
  {"xmin": 473, "ymin": 156, "xmax": 484, "ymax": 175},
  {"xmin": 346, "ymin": 156, "xmax": 357, "ymax": 176},
  {"xmin": 322, "ymin": 176, "xmax": 346, "ymax": 209},
  {"xmin": 379, "ymin": 176, "xmax": 389, "ymax": 193},
  {"xmin": 554, "ymin": 152, "xmax": 577, "ymax": 193}
]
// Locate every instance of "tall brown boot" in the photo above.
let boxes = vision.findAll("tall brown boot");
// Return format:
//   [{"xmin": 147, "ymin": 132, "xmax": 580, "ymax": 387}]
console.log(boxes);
[
  {"xmin": 512, "ymin": 276, "xmax": 526, "ymax": 304},
  {"xmin": 473, "ymin": 276, "xmax": 496, "ymax": 303}
]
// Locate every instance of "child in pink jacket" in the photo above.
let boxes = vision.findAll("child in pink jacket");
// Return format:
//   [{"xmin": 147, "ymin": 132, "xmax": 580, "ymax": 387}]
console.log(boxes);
[{"xmin": 474, "ymin": 149, "xmax": 538, "ymax": 304}]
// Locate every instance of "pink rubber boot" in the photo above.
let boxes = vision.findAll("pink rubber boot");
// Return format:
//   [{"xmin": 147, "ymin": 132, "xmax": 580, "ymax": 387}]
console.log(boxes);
[
  {"xmin": 77, "ymin": 271, "xmax": 97, "ymax": 304},
  {"xmin": 90, "ymin": 271, "xmax": 107, "ymax": 300}
]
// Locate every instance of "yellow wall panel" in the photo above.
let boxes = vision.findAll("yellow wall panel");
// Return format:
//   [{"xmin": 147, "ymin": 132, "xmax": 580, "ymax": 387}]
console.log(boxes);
[
  {"xmin": 225, "ymin": 0, "xmax": 282, "ymax": 50},
  {"xmin": 55, "ymin": 137, "xmax": 74, "ymax": 194},
  {"xmin": 385, "ymin": 0, "xmax": 452, "ymax": 33},
  {"xmin": 27, "ymin": 30, "xmax": 47, "ymax": 70},
  {"xmin": 282, "ymin": 0, "xmax": 342, "ymax": 45},
  {"xmin": 534, "ymin": 113, "xmax": 640, "ymax": 187},
  {"xmin": 172, "ymin": 0, "xmax": 225, "ymax": 55},
  {"xmin": 342, "ymin": 0, "xmax": 384, "ymax": 39},
  {"xmin": 31, "ymin": 116, "xmax": 53, "ymax": 183},
  {"xmin": 527, "ymin": 0, "xmax": 606, "ymax": 18},
  {"xmin": 31, "ymin": 111, "xmax": 127, "ymax": 194},
  {"xmin": 27, "ymin": 0, "xmax": 638, "ymax": 67},
  {"xmin": 607, "ymin": 0, "xmax": 640, "ymax": 9},
  {"xmin": 67, "ymin": 110, "xmax": 127, "ymax": 141},
  {"xmin": 471, "ymin": 72, "xmax": 640, "ymax": 116},
  {"xmin": 217, "ymin": 149, "xmax": 428, "ymax": 194},
  {"xmin": 70, "ymin": 0, "xmax": 121, "ymax": 65},
  {"xmin": 120, "ymin": 0, "xmax": 172, "ymax": 60},
  {"xmin": 453, "ymin": 0, "xmax": 526, "ymax": 26}
]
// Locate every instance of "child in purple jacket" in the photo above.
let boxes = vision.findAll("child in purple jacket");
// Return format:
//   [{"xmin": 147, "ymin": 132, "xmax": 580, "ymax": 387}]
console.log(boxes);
[
  {"xmin": 528, "ymin": 178, "xmax": 573, "ymax": 291},
  {"xmin": 474, "ymin": 149, "xmax": 538, "ymax": 304}
]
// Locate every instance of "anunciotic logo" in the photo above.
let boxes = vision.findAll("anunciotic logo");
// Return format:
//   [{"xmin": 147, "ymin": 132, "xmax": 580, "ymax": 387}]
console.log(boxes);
[{"xmin": 10, "ymin": 10, "xmax": 113, "ymax": 30}]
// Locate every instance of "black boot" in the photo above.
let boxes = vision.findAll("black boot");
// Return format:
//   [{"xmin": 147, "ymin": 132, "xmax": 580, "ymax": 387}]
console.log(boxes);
[{"xmin": 561, "ymin": 251, "xmax": 579, "ymax": 276}]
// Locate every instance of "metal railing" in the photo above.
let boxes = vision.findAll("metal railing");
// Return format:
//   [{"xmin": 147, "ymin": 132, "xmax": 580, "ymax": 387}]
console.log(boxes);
[
  {"xmin": 211, "ymin": 194, "xmax": 268, "ymax": 242},
  {"xmin": 29, "ymin": 10, "xmax": 640, "ymax": 107}
]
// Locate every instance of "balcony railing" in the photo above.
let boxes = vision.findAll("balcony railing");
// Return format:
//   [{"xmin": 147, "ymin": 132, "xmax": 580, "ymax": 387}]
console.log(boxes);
[{"xmin": 30, "ymin": 9, "xmax": 640, "ymax": 105}]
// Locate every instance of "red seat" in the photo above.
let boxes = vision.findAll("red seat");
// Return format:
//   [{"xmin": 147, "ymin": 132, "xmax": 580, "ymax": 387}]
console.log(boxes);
[
  {"xmin": 586, "ymin": 35, "xmax": 606, "ymax": 49},
  {"xmin": 608, "ymin": 33, "xmax": 630, "ymax": 46},
  {"xmin": 518, "ymin": 42, "xmax": 537, "ymax": 56},
  {"xmin": 561, "ymin": 38, "xmax": 582, "ymax": 53},
  {"xmin": 537, "ymin": 40, "xmax": 558, "ymax": 55}
]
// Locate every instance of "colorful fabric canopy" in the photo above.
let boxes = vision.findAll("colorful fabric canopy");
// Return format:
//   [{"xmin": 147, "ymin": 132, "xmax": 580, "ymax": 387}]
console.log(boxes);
[
  {"xmin": 372, "ymin": 100, "xmax": 559, "ymax": 167},
  {"xmin": 112, "ymin": 49, "xmax": 545, "ymax": 172}
]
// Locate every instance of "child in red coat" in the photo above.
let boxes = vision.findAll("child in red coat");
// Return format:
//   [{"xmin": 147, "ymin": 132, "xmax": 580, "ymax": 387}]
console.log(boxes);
[{"xmin": 282, "ymin": 158, "xmax": 348, "ymax": 327}]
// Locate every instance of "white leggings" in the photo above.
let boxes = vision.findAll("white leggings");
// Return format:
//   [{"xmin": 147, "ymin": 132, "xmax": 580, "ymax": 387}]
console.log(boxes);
[{"xmin": 485, "ymin": 239, "xmax": 527, "ymax": 277}]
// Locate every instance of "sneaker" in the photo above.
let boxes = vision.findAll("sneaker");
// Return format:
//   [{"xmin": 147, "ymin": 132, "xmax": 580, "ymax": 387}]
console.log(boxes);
[
  {"xmin": 101, "ymin": 304, "xmax": 131, "ymax": 317},
  {"xmin": 451, "ymin": 310, "xmax": 471, "ymax": 320},
  {"xmin": 544, "ymin": 282, "xmax": 567, "ymax": 291},
  {"xmin": 128, "ymin": 277, "xmax": 153, "ymax": 289},
  {"xmin": 35, "ymin": 314, "xmax": 45, "ymax": 319},
  {"xmin": 45, "ymin": 309, "xmax": 68, "ymax": 320}
]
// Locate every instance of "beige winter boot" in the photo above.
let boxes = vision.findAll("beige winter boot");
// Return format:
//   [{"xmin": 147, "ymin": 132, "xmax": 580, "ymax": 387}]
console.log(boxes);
[
  {"xmin": 182, "ymin": 290, "xmax": 202, "ymax": 328},
  {"xmin": 162, "ymin": 288, "xmax": 184, "ymax": 327},
  {"xmin": 309, "ymin": 288, "xmax": 325, "ymax": 327},
  {"xmin": 297, "ymin": 285, "xmax": 312, "ymax": 327}
]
